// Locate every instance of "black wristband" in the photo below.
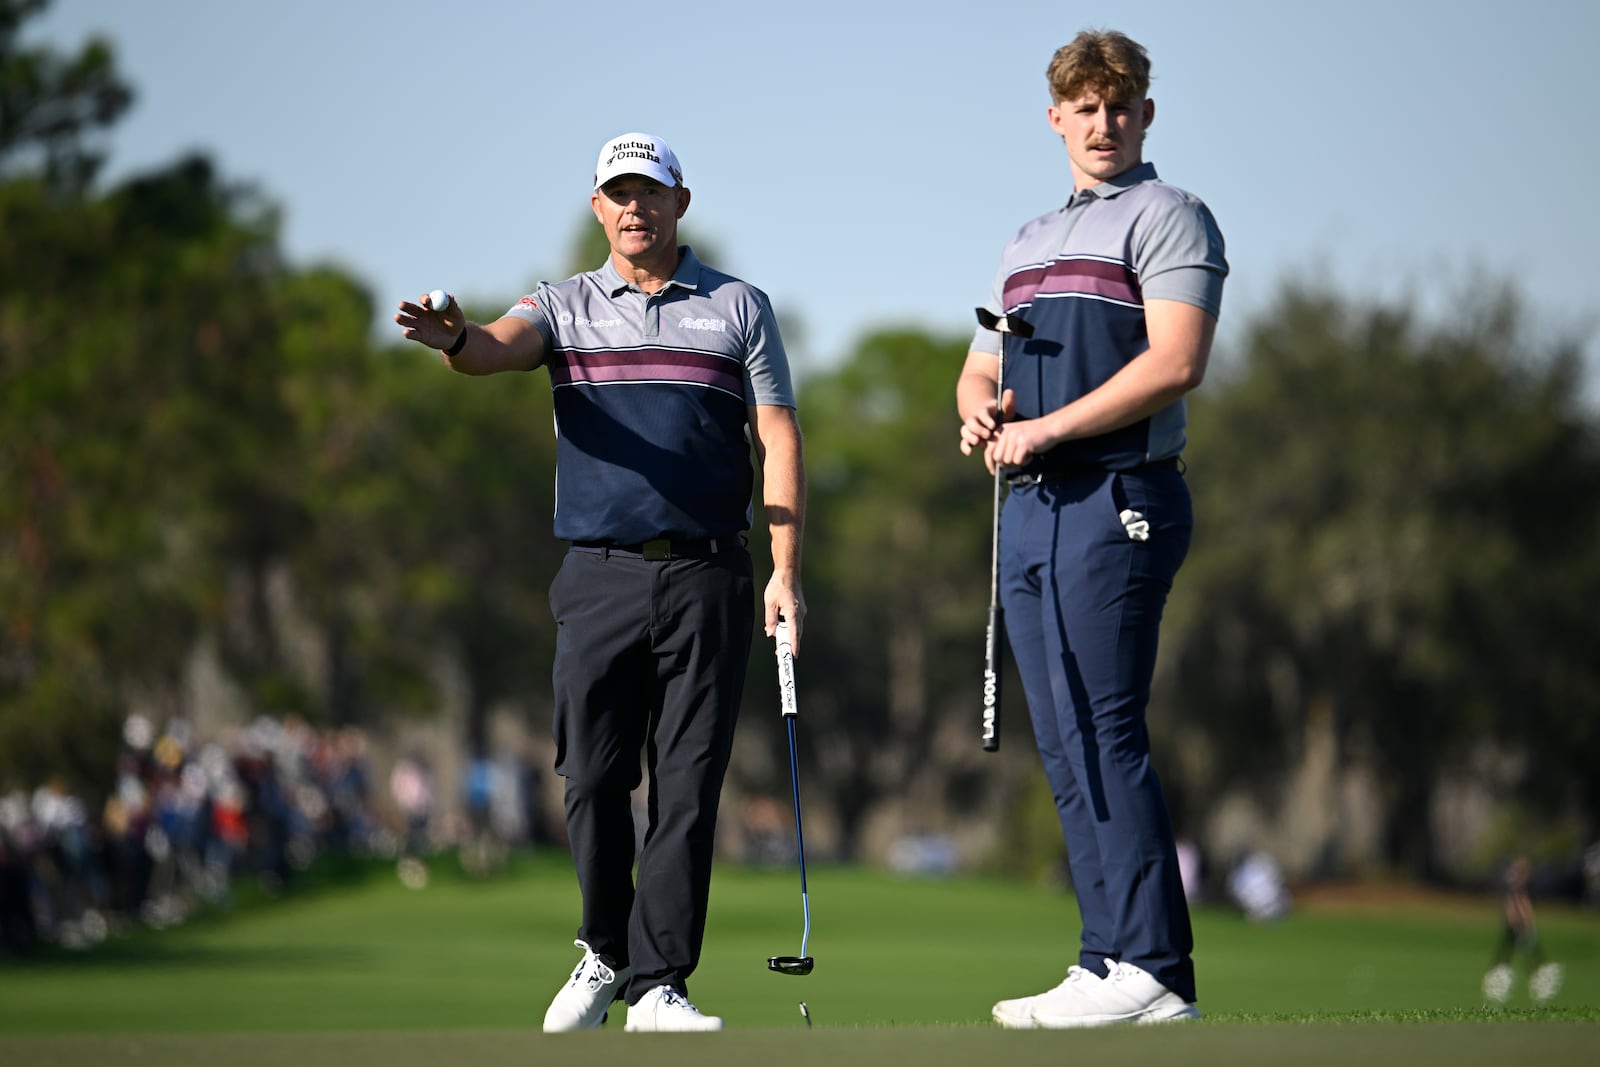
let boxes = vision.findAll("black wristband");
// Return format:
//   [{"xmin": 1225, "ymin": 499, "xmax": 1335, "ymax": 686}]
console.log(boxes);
[{"xmin": 444, "ymin": 327, "xmax": 468, "ymax": 357}]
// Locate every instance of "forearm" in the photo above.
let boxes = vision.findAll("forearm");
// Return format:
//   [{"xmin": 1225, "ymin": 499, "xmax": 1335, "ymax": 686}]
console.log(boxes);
[
  {"xmin": 749, "ymin": 404, "xmax": 807, "ymax": 646},
  {"xmin": 396, "ymin": 297, "xmax": 542, "ymax": 374},
  {"xmin": 1039, "ymin": 300, "xmax": 1215, "ymax": 443},
  {"xmin": 1041, "ymin": 348, "xmax": 1200, "ymax": 440},
  {"xmin": 761, "ymin": 427, "xmax": 805, "ymax": 580},
  {"xmin": 442, "ymin": 320, "xmax": 544, "ymax": 376},
  {"xmin": 957, "ymin": 366, "xmax": 1000, "ymax": 422},
  {"xmin": 957, "ymin": 345, "xmax": 1001, "ymax": 418}
]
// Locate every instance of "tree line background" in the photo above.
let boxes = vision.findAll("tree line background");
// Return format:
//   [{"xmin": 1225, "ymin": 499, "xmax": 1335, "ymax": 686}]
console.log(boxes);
[{"xmin": 4, "ymin": 0, "xmax": 1598, "ymax": 892}]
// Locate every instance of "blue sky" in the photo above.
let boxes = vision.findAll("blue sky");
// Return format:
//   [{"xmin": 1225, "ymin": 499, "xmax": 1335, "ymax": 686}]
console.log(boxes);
[{"xmin": 27, "ymin": 0, "xmax": 1600, "ymax": 386}]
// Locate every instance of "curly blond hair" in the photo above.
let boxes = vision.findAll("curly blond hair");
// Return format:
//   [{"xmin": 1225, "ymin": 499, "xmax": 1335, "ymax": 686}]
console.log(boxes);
[{"xmin": 1046, "ymin": 30, "xmax": 1151, "ymax": 104}]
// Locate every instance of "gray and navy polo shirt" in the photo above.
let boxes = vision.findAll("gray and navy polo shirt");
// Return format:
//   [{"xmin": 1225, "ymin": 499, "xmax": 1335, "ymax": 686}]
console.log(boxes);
[
  {"xmin": 972, "ymin": 161, "xmax": 1227, "ymax": 473},
  {"xmin": 506, "ymin": 246, "xmax": 795, "ymax": 544}
]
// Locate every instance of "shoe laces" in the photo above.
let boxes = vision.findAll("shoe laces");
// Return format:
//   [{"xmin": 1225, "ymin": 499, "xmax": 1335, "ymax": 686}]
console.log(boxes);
[
  {"xmin": 657, "ymin": 987, "xmax": 700, "ymax": 1013},
  {"xmin": 1043, "ymin": 965, "xmax": 1096, "ymax": 994},
  {"xmin": 568, "ymin": 940, "xmax": 616, "ymax": 990},
  {"xmin": 1065, "ymin": 965, "xmax": 1097, "ymax": 985}
]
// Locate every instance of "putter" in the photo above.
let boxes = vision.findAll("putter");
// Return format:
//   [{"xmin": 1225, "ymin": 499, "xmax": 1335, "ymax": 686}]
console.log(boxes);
[
  {"xmin": 768, "ymin": 613, "xmax": 814, "ymax": 977},
  {"xmin": 973, "ymin": 308, "xmax": 1034, "ymax": 752}
]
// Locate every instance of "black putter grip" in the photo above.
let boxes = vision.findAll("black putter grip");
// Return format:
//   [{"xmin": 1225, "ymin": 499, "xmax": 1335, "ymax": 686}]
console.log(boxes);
[{"xmin": 982, "ymin": 605, "xmax": 1002, "ymax": 751}]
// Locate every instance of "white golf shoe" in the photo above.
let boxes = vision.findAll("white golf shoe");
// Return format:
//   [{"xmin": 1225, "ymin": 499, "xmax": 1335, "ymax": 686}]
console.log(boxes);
[
  {"xmin": 1529, "ymin": 962, "xmax": 1564, "ymax": 1003},
  {"xmin": 1031, "ymin": 959, "xmax": 1200, "ymax": 1028},
  {"xmin": 1482, "ymin": 963, "xmax": 1514, "ymax": 1004},
  {"xmin": 992, "ymin": 965, "xmax": 1105, "ymax": 1029},
  {"xmin": 624, "ymin": 984, "xmax": 725, "ymax": 1032},
  {"xmin": 542, "ymin": 939, "xmax": 631, "ymax": 1032}
]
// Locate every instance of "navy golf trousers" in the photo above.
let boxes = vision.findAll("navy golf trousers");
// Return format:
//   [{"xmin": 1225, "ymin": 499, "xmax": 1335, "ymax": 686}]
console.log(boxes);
[
  {"xmin": 999, "ymin": 463, "xmax": 1196, "ymax": 1003},
  {"xmin": 549, "ymin": 543, "xmax": 754, "ymax": 1004}
]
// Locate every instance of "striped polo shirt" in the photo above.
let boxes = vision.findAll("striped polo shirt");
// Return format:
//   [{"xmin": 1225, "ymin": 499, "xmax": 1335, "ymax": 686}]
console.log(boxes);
[
  {"xmin": 972, "ymin": 162, "xmax": 1227, "ymax": 473},
  {"xmin": 506, "ymin": 246, "xmax": 795, "ymax": 543}
]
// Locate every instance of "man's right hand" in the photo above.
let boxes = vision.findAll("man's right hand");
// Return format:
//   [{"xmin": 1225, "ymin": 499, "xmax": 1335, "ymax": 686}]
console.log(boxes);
[
  {"xmin": 959, "ymin": 389, "xmax": 1016, "ymax": 464},
  {"xmin": 394, "ymin": 291, "xmax": 462, "ymax": 352}
]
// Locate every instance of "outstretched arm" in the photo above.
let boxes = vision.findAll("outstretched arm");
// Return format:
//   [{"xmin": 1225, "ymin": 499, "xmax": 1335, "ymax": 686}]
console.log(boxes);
[{"xmin": 394, "ymin": 292, "xmax": 548, "ymax": 374}]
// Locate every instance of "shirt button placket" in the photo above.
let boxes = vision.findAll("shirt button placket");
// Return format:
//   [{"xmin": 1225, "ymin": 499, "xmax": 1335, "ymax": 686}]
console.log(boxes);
[{"xmin": 644, "ymin": 292, "xmax": 659, "ymax": 340}]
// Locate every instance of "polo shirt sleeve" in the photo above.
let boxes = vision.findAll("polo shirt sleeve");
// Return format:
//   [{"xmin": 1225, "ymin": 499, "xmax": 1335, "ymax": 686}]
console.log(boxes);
[
  {"xmin": 969, "ymin": 255, "xmax": 1013, "ymax": 357},
  {"xmin": 743, "ymin": 289, "xmax": 796, "ymax": 408},
  {"xmin": 1135, "ymin": 196, "xmax": 1228, "ymax": 318},
  {"xmin": 501, "ymin": 284, "xmax": 557, "ymax": 350},
  {"xmin": 971, "ymin": 209, "xmax": 1053, "ymax": 357}
]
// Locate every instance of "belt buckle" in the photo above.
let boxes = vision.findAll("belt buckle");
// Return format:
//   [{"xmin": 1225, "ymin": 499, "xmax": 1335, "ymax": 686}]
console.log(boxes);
[
  {"xmin": 1008, "ymin": 471, "xmax": 1044, "ymax": 487},
  {"xmin": 642, "ymin": 538, "xmax": 671, "ymax": 561}
]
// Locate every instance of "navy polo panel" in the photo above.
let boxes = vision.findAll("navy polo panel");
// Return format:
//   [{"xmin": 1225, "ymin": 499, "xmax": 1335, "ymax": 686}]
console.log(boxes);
[
  {"xmin": 973, "ymin": 163, "xmax": 1227, "ymax": 473},
  {"xmin": 505, "ymin": 246, "xmax": 794, "ymax": 544}
]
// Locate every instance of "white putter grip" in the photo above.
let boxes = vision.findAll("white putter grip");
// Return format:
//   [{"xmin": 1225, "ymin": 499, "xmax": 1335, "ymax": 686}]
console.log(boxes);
[{"xmin": 775, "ymin": 616, "xmax": 798, "ymax": 719}]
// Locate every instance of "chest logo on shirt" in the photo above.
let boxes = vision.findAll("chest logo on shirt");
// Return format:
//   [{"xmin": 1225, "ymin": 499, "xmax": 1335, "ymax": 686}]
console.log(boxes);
[
  {"xmin": 678, "ymin": 317, "xmax": 727, "ymax": 333},
  {"xmin": 557, "ymin": 310, "xmax": 623, "ymax": 328}
]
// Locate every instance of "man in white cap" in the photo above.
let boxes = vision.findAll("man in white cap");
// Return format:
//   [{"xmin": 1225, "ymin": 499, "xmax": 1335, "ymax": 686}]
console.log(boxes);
[{"xmin": 395, "ymin": 132, "xmax": 806, "ymax": 1033}]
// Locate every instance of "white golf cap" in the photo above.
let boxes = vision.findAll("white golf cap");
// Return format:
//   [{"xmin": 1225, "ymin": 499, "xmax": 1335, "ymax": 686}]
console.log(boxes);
[{"xmin": 593, "ymin": 132, "xmax": 684, "ymax": 190}]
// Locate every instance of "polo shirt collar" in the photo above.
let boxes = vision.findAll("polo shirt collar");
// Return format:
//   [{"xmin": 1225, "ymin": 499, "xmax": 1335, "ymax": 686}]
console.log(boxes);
[
  {"xmin": 1070, "ymin": 161, "xmax": 1158, "ymax": 205},
  {"xmin": 599, "ymin": 245, "xmax": 704, "ymax": 296}
]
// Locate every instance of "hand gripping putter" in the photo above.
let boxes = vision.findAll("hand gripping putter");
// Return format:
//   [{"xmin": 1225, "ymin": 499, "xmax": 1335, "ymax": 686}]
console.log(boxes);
[
  {"xmin": 973, "ymin": 307, "xmax": 1034, "ymax": 752},
  {"xmin": 768, "ymin": 614, "xmax": 814, "ymax": 977}
]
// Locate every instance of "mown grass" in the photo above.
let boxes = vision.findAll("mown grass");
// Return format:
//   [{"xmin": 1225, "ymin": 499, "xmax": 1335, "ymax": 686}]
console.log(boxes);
[{"xmin": 0, "ymin": 853, "xmax": 1594, "ymax": 1065}]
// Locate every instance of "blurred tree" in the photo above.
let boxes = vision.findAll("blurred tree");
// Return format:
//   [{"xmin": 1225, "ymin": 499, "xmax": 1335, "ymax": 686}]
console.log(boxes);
[
  {"xmin": 0, "ymin": 147, "xmax": 300, "ymax": 789},
  {"xmin": 0, "ymin": 0, "xmax": 387, "ymax": 789},
  {"xmin": 1164, "ymin": 282, "xmax": 1600, "ymax": 877},
  {"xmin": 267, "ymin": 265, "xmax": 420, "ymax": 724},
  {"xmin": 349, "ymin": 331, "xmax": 564, "ymax": 752},
  {"xmin": 0, "ymin": 0, "xmax": 131, "ymax": 192}
]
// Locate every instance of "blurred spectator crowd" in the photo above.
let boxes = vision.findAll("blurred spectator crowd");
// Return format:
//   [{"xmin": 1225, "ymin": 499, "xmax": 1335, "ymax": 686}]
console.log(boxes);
[
  {"xmin": 0, "ymin": 713, "xmax": 545, "ymax": 959},
  {"xmin": 8, "ymin": 711, "xmax": 1599, "ymax": 963}
]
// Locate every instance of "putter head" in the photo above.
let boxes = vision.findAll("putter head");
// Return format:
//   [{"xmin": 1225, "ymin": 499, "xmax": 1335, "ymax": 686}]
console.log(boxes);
[
  {"xmin": 974, "ymin": 307, "xmax": 1035, "ymax": 338},
  {"xmin": 768, "ymin": 955, "xmax": 815, "ymax": 976}
]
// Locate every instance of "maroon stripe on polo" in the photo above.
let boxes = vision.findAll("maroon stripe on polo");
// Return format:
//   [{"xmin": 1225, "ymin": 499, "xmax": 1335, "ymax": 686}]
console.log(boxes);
[
  {"xmin": 1001, "ymin": 263, "xmax": 1050, "ymax": 311},
  {"xmin": 551, "ymin": 348, "xmax": 744, "ymax": 394},
  {"xmin": 1036, "ymin": 257, "xmax": 1142, "ymax": 305}
]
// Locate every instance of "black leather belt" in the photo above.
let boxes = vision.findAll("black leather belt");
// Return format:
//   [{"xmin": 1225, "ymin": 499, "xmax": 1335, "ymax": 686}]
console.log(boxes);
[
  {"xmin": 570, "ymin": 535, "xmax": 744, "ymax": 561},
  {"xmin": 1006, "ymin": 456, "xmax": 1180, "ymax": 487}
]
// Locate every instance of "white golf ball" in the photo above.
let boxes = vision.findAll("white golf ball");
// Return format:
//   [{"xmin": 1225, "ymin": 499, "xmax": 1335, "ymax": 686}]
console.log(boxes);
[{"xmin": 427, "ymin": 289, "xmax": 452, "ymax": 312}]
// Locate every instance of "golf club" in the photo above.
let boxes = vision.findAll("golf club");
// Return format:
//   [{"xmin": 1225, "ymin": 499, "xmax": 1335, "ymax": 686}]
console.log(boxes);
[
  {"xmin": 973, "ymin": 308, "xmax": 1035, "ymax": 753},
  {"xmin": 767, "ymin": 613, "xmax": 814, "ymax": 977}
]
